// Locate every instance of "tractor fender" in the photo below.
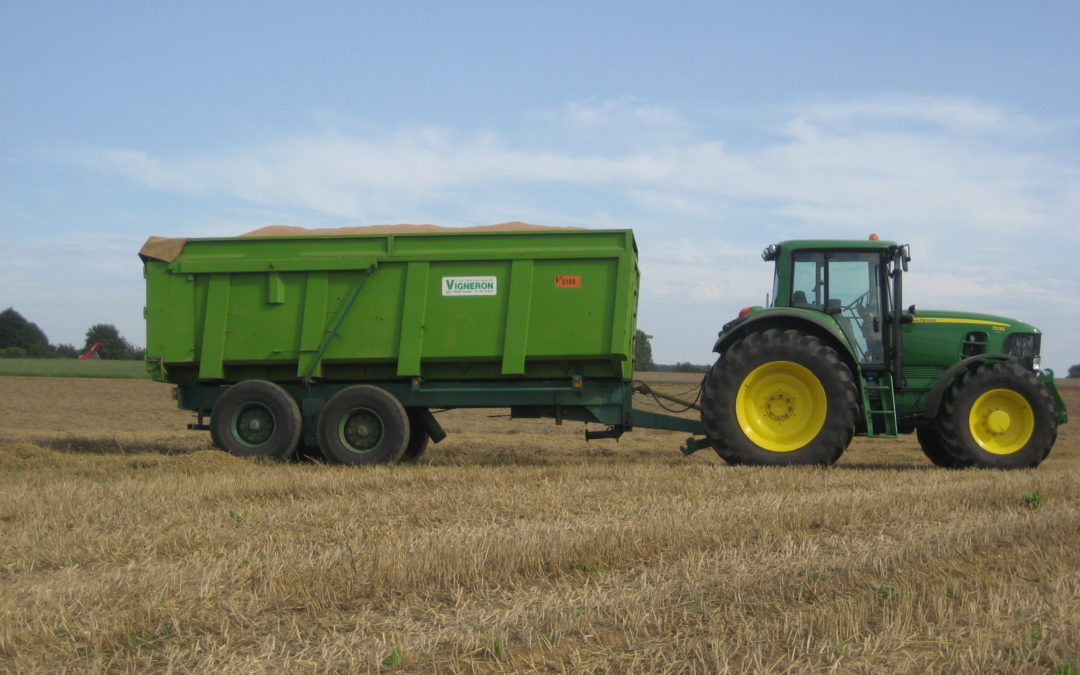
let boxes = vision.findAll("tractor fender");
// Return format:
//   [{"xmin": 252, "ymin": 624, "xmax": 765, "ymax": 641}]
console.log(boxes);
[
  {"xmin": 713, "ymin": 310, "xmax": 859, "ymax": 375},
  {"xmin": 922, "ymin": 353, "xmax": 1013, "ymax": 420}
]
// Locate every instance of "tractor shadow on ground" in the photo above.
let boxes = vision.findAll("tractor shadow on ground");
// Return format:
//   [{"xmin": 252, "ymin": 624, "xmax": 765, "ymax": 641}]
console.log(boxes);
[
  {"xmin": 833, "ymin": 462, "xmax": 942, "ymax": 472},
  {"xmin": 28, "ymin": 437, "xmax": 961, "ymax": 473},
  {"xmin": 38, "ymin": 435, "xmax": 210, "ymax": 456}
]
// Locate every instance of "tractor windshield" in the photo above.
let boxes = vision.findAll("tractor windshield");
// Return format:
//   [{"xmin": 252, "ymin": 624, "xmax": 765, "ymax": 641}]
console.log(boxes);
[{"xmin": 790, "ymin": 250, "xmax": 886, "ymax": 364}]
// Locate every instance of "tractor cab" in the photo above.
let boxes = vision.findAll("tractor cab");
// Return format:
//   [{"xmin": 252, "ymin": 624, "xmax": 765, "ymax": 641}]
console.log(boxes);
[{"xmin": 762, "ymin": 236, "xmax": 909, "ymax": 374}]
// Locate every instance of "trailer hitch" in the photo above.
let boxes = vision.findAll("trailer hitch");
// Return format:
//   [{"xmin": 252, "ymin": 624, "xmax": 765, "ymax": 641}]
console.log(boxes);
[
  {"xmin": 187, "ymin": 410, "xmax": 211, "ymax": 431},
  {"xmin": 680, "ymin": 436, "xmax": 712, "ymax": 455},
  {"xmin": 585, "ymin": 425, "xmax": 625, "ymax": 441}
]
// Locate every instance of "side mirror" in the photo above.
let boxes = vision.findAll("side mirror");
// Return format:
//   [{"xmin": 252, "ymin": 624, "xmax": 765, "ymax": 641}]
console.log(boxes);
[{"xmin": 902, "ymin": 304, "xmax": 916, "ymax": 324}]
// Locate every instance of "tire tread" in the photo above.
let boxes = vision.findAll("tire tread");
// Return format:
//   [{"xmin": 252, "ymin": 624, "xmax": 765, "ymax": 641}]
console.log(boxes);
[
  {"xmin": 701, "ymin": 328, "xmax": 856, "ymax": 466},
  {"xmin": 938, "ymin": 361, "xmax": 1056, "ymax": 469}
]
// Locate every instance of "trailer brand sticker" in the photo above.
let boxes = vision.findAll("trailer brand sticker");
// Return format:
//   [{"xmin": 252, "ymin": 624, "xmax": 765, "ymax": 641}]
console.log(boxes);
[
  {"xmin": 555, "ymin": 275, "xmax": 582, "ymax": 288},
  {"xmin": 442, "ymin": 276, "xmax": 497, "ymax": 296}
]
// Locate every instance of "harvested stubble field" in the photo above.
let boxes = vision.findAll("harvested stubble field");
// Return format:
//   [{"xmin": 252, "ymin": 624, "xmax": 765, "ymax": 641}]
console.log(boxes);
[{"xmin": 0, "ymin": 375, "xmax": 1077, "ymax": 673}]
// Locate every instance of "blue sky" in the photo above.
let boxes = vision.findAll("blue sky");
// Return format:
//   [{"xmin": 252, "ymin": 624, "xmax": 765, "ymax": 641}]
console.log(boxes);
[{"xmin": 2, "ymin": 1, "xmax": 1078, "ymax": 370}]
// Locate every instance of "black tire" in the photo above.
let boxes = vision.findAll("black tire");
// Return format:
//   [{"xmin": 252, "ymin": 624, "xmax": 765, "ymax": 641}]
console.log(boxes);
[
  {"xmin": 701, "ymin": 329, "xmax": 857, "ymax": 466},
  {"xmin": 400, "ymin": 409, "xmax": 431, "ymax": 462},
  {"xmin": 317, "ymin": 385, "xmax": 410, "ymax": 465},
  {"xmin": 916, "ymin": 426, "xmax": 970, "ymax": 469},
  {"xmin": 938, "ymin": 362, "xmax": 1056, "ymax": 469},
  {"xmin": 210, "ymin": 380, "xmax": 301, "ymax": 460}
]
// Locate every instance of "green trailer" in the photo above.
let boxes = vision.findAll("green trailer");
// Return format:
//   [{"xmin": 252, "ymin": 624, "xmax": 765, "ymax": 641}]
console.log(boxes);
[{"xmin": 140, "ymin": 226, "xmax": 703, "ymax": 464}]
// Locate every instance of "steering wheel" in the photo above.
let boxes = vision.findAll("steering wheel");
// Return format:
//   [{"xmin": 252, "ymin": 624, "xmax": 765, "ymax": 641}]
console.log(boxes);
[{"xmin": 843, "ymin": 291, "xmax": 870, "ymax": 312}]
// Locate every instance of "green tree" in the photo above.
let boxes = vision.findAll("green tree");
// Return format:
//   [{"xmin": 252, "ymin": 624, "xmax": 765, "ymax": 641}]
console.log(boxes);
[
  {"xmin": 671, "ymin": 361, "xmax": 708, "ymax": 373},
  {"xmin": 0, "ymin": 308, "xmax": 50, "ymax": 356},
  {"xmin": 634, "ymin": 329, "xmax": 655, "ymax": 371},
  {"xmin": 1069, "ymin": 364, "xmax": 1080, "ymax": 379},
  {"xmin": 83, "ymin": 324, "xmax": 141, "ymax": 360},
  {"xmin": 51, "ymin": 343, "xmax": 81, "ymax": 359}
]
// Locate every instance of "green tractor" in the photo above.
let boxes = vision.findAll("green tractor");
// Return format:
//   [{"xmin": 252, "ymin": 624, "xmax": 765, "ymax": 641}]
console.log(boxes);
[{"xmin": 700, "ymin": 237, "xmax": 1067, "ymax": 468}]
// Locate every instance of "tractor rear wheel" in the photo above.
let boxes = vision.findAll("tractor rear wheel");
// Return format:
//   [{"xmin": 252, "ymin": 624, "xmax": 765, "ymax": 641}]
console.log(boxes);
[
  {"xmin": 701, "ymin": 328, "xmax": 857, "ymax": 466},
  {"xmin": 938, "ymin": 362, "xmax": 1056, "ymax": 469},
  {"xmin": 210, "ymin": 380, "xmax": 301, "ymax": 460}
]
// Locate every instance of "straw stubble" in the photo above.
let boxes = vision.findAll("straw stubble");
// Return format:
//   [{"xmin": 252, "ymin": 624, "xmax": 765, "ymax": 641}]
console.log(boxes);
[{"xmin": 1, "ymin": 375, "xmax": 1077, "ymax": 672}]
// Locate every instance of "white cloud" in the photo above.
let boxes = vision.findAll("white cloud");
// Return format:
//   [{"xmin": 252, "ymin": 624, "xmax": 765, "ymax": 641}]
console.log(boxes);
[
  {"xmin": 66, "ymin": 95, "xmax": 1077, "ymax": 249},
  {"xmin": 908, "ymin": 264, "xmax": 1080, "ymax": 316},
  {"xmin": 562, "ymin": 97, "xmax": 685, "ymax": 130},
  {"xmin": 794, "ymin": 95, "xmax": 1044, "ymax": 135},
  {"xmin": 47, "ymin": 95, "xmax": 1080, "ymax": 367}
]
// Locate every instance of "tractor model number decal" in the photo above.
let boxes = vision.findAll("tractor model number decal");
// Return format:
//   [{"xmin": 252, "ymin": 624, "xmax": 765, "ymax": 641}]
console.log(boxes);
[
  {"xmin": 555, "ymin": 275, "xmax": 582, "ymax": 288},
  {"xmin": 442, "ymin": 276, "xmax": 497, "ymax": 296}
]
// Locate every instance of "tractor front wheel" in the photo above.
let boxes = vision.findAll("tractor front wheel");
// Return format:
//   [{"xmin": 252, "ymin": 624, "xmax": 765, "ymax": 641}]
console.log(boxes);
[
  {"xmin": 701, "ymin": 329, "xmax": 857, "ymax": 466},
  {"xmin": 916, "ymin": 426, "xmax": 969, "ymax": 469},
  {"xmin": 938, "ymin": 362, "xmax": 1056, "ymax": 469}
]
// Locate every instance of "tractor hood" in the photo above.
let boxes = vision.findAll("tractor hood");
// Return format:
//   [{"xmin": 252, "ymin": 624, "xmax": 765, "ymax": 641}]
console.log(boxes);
[{"xmin": 902, "ymin": 308, "xmax": 1045, "ymax": 377}]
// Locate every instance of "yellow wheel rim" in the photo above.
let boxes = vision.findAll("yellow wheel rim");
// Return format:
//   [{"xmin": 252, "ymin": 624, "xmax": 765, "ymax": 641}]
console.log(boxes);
[
  {"xmin": 735, "ymin": 361, "xmax": 827, "ymax": 452},
  {"xmin": 968, "ymin": 388, "xmax": 1034, "ymax": 455}
]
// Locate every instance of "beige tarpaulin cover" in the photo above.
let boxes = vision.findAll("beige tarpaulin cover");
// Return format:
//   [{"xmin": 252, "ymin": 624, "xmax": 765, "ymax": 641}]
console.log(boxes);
[
  {"xmin": 138, "ymin": 236, "xmax": 189, "ymax": 263},
  {"xmin": 138, "ymin": 222, "xmax": 580, "ymax": 263}
]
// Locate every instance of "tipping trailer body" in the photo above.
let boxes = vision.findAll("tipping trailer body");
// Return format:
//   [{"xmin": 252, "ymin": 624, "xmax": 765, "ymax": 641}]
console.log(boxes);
[{"xmin": 140, "ymin": 227, "xmax": 705, "ymax": 453}]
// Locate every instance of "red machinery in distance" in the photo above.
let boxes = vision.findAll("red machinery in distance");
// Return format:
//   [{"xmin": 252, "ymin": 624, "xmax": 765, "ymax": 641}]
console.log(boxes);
[{"xmin": 78, "ymin": 342, "xmax": 106, "ymax": 360}]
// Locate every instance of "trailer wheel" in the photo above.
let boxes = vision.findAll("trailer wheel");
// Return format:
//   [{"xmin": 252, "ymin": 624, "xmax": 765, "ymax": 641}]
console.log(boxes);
[
  {"xmin": 938, "ymin": 362, "xmax": 1056, "ymax": 469},
  {"xmin": 210, "ymin": 380, "xmax": 301, "ymax": 460},
  {"xmin": 701, "ymin": 329, "xmax": 856, "ymax": 466},
  {"xmin": 317, "ymin": 386, "xmax": 410, "ymax": 465},
  {"xmin": 400, "ymin": 409, "xmax": 431, "ymax": 462},
  {"xmin": 915, "ymin": 426, "xmax": 970, "ymax": 469}
]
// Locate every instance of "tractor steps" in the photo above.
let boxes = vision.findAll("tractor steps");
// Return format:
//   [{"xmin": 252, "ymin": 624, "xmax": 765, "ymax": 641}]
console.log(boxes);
[{"xmin": 860, "ymin": 372, "xmax": 898, "ymax": 438}]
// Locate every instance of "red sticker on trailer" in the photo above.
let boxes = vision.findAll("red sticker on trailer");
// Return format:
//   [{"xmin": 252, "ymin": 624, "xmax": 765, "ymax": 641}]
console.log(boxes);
[{"xmin": 555, "ymin": 275, "xmax": 582, "ymax": 288}]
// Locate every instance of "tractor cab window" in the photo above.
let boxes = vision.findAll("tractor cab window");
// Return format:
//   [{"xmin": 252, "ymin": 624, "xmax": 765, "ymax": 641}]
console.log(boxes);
[
  {"xmin": 791, "ymin": 255, "xmax": 825, "ymax": 310},
  {"xmin": 790, "ymin": 251, "xmax": 885, "ymax": 364}
]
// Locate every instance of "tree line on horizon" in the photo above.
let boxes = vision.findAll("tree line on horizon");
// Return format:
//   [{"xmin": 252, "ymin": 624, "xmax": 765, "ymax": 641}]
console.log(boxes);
[
  {"xmin": 634, "ymin": 329, "xmax": 710, "ymax": 373},
  {"xmin": 6, "ymin": 308, "xmax": 1071, "ymax": 376},
  {"xmin": 0, "ymin": 308, "xmax": 144, "ymax": 360}
]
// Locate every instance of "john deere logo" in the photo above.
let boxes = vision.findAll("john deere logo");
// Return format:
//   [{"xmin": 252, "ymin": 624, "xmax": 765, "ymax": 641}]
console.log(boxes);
[{"xmin": 442, "ymin": 276, "xmax": 497, "ymax": 296}]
